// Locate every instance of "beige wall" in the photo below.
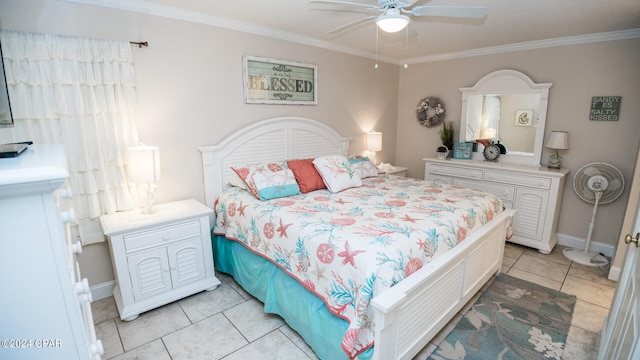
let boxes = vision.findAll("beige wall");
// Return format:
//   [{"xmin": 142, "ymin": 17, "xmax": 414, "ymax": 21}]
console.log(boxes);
[
  {"xmin": 2, "ymin": 0, "xmax": 639, "ymax": 288},
  {"xmin": 0, "ymin": 0, "xmax": 400, "ymax": 286},
  {"xmin": 396, "ymin": 39, "xmax": 640, "ymax": 254}
]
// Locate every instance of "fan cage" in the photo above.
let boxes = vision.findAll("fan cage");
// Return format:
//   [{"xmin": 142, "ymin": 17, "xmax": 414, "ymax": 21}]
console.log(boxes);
[{"xmin": 572, "ymin": 162, "xmax": 624, "ymax": 205}]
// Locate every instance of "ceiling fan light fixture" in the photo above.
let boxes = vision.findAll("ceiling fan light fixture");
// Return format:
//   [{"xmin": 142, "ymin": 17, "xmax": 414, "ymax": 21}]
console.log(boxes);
[{"xmin": 376, "ymin": 13, "xmax": 410, "ymax": 33}]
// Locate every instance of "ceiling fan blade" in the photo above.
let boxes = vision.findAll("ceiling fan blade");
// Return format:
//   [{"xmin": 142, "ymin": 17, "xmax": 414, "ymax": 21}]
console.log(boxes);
[
  {"xmin": 411, "ymin": 6, "xmax": 487, "ymax": 19},
  {"xmin": 310, "ymin": 0, "xmax": 379, "ymax": 10},
  {"xmin": 328, "ymin": 15, "xmax": 377, "ymax": 34}
]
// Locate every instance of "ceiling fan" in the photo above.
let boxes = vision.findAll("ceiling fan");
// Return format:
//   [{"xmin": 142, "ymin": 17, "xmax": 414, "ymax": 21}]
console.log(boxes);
[{"xmin": 310, "ymin": 0, "xmax": 487, "ymax": 34}]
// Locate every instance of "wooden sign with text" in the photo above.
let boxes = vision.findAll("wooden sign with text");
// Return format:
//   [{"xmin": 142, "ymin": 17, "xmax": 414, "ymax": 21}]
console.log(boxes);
[
  {"xmin": 590, "ymin": 96, "xmax": 621, "ymax": 121},
  {"xmin": 243, "ymin": 56, "xmax": 317, "ymax": 105}
]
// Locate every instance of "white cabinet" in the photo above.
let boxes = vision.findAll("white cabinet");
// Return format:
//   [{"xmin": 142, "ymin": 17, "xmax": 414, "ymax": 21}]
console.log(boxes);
[
  {"xmin": 424, "ymin": 158, "xmax": 569, "ymax": 253},
  {"xmin": 100, "ymin": 199, "xmax": 220, "ymax": 321},
  {"xmin": 0, "ymin": 144, "xmax": 103, "ymax": 360}
]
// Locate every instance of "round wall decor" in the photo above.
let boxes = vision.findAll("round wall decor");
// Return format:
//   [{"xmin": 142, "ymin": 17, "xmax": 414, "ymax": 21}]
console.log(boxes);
[{"xmin": 417, "ymin": 97, "xmax": 445, "ymax": 127}]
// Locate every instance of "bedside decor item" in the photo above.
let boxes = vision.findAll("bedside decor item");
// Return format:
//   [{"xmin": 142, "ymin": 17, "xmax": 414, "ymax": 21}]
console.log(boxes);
[
  {"xmin": 436, "ymin": 145, "xmax": 449, "ymax": 160},
  {"xmin": 483, "ymin": 141, "xmax": 501, "ymax": 162},
  {"xmin": 515, "ymin": 109, "xmax": 533, "ymax": 126},
  {"xmin": 366, "ymin": 131, "xmax": 382, "ymax": 164},
  {"xmin": 128, "ymin": 144, "xmax": 161, "ymax": 214},
  {"xmin": 438, "ymin": 120, "xmax": 455, "ymax": 152},
  {"xmin": 545, "ymin": 131, "xmax": 569, "ymax": 169},
  {"xmin": 564, "ymin": 162, "xmax": 624, "ymax": 266},
  {"xmin": 417, "ymin": 97, "xmax": 445, "ymax": 127},
  {"xmin": 453, "ymin": 142, "xmax": 473, "ymax": 160}
]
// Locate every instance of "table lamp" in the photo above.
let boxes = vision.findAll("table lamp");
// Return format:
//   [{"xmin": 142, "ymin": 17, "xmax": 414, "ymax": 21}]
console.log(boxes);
[
  {"xmin": 367, "ymin": 131, "xmax": 382, "ymax": 165},
  {"xmin": 545, "ymin": 131, "xmax": 569, "ymax": 169},
  {"xmin": 127, "ymin": 144, "xmax": 161, "ymax": 214}
]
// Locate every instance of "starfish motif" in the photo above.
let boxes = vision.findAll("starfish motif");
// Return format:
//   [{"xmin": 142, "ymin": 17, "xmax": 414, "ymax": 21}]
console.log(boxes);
[
  {"xmin": 276, "ymin": 218, "xmax": 293, "ymax": 238},
  {"xmin": 237, "ymin": 201, "xmax": 248, "ymax": 216},
  {"xmin": 400, "ymin": 214, "xmax": 420, "ymax": 223},
  {"xmin": 338, "ymin": 241, "xmax": 365, "ymax": 268}
]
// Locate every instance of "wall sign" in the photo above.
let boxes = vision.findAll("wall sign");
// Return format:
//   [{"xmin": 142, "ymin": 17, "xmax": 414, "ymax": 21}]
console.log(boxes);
[
  {"xmin": 590, "ymin": 96, "xmax": 621, "ymax": 121},
  {"xmin": 243, "ymin": 56, "xmax": 317, "ymax": 105}
]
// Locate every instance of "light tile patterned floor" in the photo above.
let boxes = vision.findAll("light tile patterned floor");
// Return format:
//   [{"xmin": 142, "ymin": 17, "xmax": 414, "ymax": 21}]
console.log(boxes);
[{"xmin": 92, "ymin": 243, "xmax": 617, "ymax": 359}]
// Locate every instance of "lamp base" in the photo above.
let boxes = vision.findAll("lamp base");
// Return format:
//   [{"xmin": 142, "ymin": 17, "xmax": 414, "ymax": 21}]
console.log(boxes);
[{"xmin": 141, "ymin": 183, "xmax": 157, "ymax": 214}]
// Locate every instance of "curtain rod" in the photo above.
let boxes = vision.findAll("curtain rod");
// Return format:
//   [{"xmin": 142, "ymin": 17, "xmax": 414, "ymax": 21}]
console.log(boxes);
[{"xmin": 129, "ymin": 41, "xmax": 148, "ymax": 48}]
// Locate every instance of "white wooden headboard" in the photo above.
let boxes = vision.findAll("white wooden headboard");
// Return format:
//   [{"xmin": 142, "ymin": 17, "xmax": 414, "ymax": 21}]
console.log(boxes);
[{"xmin": 199, "ymin": 117, "xmax": 351, "ymax": 207}]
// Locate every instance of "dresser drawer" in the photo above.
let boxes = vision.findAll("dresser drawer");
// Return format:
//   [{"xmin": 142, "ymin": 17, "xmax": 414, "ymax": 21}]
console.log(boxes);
[
  {"xmin": 124, "ymin": 219, "xmax": 202, "ymax": 252},
  {"xmin": 454, "ymin": 179, "xmax": 515, "ymax": 201},
  {"xmin": 429, "ymin": 164, "xmax": 483, "ymax": 181},
  {"xmin": 484, "ymin": 171, "xmax": 551, "ymax": 189}
]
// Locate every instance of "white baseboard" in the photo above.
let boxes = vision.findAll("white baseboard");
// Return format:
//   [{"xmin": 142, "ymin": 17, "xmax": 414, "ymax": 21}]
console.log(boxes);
[
  {"xmin": 556, "ymin": 233, "xmax": 615, "ymax": 258},
  {"xmin": 91, "ymin": 280, "xmax": 115, "ymax": 302},
  {"xmin": 607, "ymin": 266, "xmax": 621, "ymax": 281}
]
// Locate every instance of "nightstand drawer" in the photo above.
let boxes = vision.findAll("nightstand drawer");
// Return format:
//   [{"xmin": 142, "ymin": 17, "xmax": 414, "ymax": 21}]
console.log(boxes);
[{"xmin": 124, "ymin": 219, "xmax": 202, "ymax": 252}]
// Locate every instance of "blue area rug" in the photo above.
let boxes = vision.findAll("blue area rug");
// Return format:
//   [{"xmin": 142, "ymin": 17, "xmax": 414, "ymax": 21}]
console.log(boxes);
[{"xmin": 428, "ymin": 274, "xmax": 576, "ymax": 360}]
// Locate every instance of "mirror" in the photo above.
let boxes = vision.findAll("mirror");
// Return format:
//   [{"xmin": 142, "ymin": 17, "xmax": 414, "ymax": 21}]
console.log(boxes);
[
  {"xmin": 459, "ymin": 70, "xmax": 552, "ymax": 165},
  {"xmin": 0, "ymin": 37, "xmax": 13, "ymax": 128}
]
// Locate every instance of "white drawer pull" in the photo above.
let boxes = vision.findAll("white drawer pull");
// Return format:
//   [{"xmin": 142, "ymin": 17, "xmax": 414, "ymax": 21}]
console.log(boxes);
[
  {"xmin": 71, "ymin": 242, "xmax": 83, "ymax": 255},
  {"xmin": 60, "ymin": 187, "xmax": 73, "ymax": 199},
  {"xmin": 75, "ymin": 278, "xmax": 90, "ymax": 295},
  {"xmin": 60, "ymin": 208, "xmax": 76, "ymax": 224},
  {"xmin": 91, "ymin": 340, "xmax": 105, "ymax": 356}
]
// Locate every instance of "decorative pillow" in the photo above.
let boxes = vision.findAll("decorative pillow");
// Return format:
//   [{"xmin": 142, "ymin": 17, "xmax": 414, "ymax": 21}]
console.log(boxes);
[
  {"xmin": 287, "ymin": 158, "xmax": 326, "ymax": 193},
  {"xmin": 231, "ymin": 161, "xmax": 288, "ymax": 199},
  {"xmin": 251, "ymin": 169, "xmax": 300, "ymax": 200},
  {"xmin": 313, "ymin": 155, "xmax": 362, "ymax": 193},
  {"xmin": 349, "ymin": 157, "xmax": 379, "ymax": 179}
]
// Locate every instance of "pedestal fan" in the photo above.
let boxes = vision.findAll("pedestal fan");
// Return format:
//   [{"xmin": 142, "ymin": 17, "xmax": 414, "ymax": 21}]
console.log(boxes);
[{"xmin": 564, "ymin": 162, "xmax": 624, "ymax": 266}]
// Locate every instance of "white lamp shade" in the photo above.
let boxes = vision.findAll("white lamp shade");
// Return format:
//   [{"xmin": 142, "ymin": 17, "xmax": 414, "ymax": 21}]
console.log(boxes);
[
  {"xmin": 367, "ymin": 131, "xmax": 382, "ymax": 152},
  {"xmin": 376, "ymin": 13, "xmax": 410, "ymax": 33},
  {"xmin": 545, "ymin": 131, "xmax": 569, "ymax": 150},
  {"xmin": 127, "ymin": 145, "xmax": 161, "ymax": 183}
]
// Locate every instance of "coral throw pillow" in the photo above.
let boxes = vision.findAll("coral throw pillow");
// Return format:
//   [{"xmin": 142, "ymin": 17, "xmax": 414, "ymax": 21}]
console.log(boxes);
[
  {"xmin": 287, "ymin": 158, "xmax": 326, "ymax": 193},
  {"xmin": 313, "ymin": 155, "xmax": 362, "ymax": 193}
]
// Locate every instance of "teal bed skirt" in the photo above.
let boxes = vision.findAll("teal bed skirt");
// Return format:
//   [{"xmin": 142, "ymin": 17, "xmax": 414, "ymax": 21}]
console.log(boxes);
[{"xmin": 212, "ymin": 234, "xmax": 373, "ymax": 360}]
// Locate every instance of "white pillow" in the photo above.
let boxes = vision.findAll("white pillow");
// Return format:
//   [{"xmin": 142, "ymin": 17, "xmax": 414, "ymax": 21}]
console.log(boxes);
[
  {"xmin": 313, "ymin": 155, "xmax": 363, "ymax": 193},
  {"xmin": 349, "ymin": 157, "xmax": 379, "ymax": 178},
  {"xmin": 251, "ymin": 169, "xmax": 300, "ymax": 200}
]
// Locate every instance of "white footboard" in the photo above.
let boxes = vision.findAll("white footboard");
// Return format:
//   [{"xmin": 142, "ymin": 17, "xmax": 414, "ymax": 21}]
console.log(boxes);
[{"xmin": 371, "ymin": 209, "xmax": 515, "ymax": 360}]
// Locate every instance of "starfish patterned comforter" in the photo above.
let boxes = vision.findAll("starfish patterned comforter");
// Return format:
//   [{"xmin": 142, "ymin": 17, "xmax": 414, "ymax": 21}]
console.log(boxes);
[{"xmin": 214, "ymin": 175, "xmax": 504, "ymax": 359}]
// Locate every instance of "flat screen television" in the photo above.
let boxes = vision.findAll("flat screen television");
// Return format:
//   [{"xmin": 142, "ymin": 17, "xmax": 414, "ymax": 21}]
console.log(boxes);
[{"xmin": 0, "ymin": 37, "xmax": 14, "ymax": 128}]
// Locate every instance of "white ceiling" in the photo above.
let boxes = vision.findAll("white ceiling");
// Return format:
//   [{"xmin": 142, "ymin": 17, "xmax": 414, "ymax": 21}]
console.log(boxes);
[{"xmin": 73, "ymin": 0, "xmax": 640, "ymax": 63}]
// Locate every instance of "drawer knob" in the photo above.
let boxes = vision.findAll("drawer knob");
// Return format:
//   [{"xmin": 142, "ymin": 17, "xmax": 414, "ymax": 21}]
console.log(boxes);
[
  {"xmin": 71, "ymin": 242, "xmax": 83, "ymax": 255},
  {"xmin": 75, "ymin": 278, "xmax": 90, "ymax": 295},
  {"xmin": 60, "ymin": 187, "xmax": 73, "ymax": 199},
  {"xmin": 61, "ymin": 208, "xmax": 76, "ymax": 224},
  {"xmin": 91, "ymin": 340, "xmax": 104, "ymax": 356}
]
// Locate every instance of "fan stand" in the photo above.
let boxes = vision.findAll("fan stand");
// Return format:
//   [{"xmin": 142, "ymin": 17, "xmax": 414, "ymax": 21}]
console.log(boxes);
[{"xmin": 563, "ymin": 190, "xmax": 609, "ymax": 267}]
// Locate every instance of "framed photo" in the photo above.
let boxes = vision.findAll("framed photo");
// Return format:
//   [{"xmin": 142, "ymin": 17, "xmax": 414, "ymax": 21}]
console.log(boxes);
[
  {"xmin": 515, "ymin": 109, "xmax": 533, "ymax": 126},
  {"xmin": 243, "ymin": 55, "xmax": 317, "ymax": 105},
  {"xmin": 453, "ymin": 142, "xmax": 473, "ymax": 160}
]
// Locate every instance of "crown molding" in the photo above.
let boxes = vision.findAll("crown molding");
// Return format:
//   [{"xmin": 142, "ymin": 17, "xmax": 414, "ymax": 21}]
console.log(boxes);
[
  {"xmin": 60, "ymin": 0, "xmax": 640, "ymax": 66},
  {"xmin": 59, "ymin": 0, "xmax": 397, "ymax": 64},
  {"xmin": 403, "ymin": 28, "xmax": 640, "ymax": 64}
]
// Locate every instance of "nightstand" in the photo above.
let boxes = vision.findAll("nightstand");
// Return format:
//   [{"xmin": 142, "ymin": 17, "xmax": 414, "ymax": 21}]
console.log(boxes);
[
  {"xmin": 100, "ymin": 199, "xmax": 221, "ymax": 321},
  {"xmin": 380, "ymin": 165, "xmax": 408, "ymax": 177}
]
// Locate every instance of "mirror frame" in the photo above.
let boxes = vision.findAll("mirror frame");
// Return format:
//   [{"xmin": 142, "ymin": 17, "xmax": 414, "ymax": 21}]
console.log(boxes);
[{"xmin": 459, "ymin": 69, "xmax": 552, "ymax": 166}]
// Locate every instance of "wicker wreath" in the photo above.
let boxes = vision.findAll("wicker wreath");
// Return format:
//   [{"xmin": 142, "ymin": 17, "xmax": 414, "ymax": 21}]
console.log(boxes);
[{"xmin": 416, "ymin": 97, "xmax": 445, "ymax": 127}]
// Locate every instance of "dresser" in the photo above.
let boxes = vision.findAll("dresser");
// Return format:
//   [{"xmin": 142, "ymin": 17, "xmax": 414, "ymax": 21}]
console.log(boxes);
[
  {"xmin": 0, "ymin": 144, "xmax": 103, "ymax": 360},
  {"xmin": 424, "ymin": 158, "xmax": 569, "ymax": 253},
  {"xmin": 100, "ymin": 199, "xmax": 220, "ymax": 321}
]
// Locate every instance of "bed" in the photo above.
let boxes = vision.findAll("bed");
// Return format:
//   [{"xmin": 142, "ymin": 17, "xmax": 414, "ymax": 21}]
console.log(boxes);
[{"xmin": 199, "ymin": 117, "xmax": 515, "ymax": 360}]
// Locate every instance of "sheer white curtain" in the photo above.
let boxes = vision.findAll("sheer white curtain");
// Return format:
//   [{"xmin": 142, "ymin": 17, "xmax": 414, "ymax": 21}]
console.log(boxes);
[{"xmin": 0, "ymin": 30, "xmax": 139, "ymax": 244}]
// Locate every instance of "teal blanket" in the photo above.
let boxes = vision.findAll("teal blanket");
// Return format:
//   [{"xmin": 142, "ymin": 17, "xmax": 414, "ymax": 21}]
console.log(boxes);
[{"xmin": 212, "ymin": 234, "xmax": 373, "ymax": 360}]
